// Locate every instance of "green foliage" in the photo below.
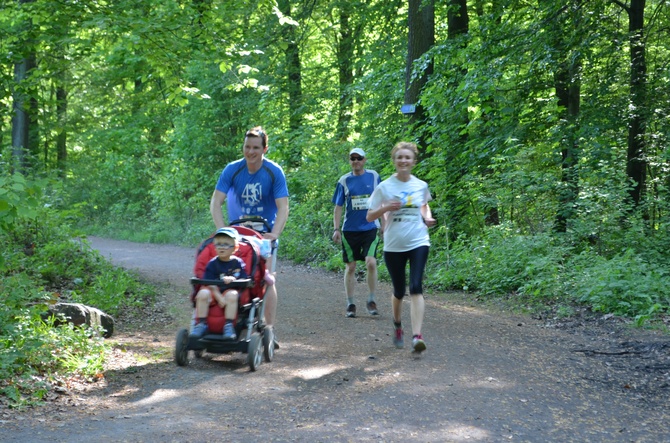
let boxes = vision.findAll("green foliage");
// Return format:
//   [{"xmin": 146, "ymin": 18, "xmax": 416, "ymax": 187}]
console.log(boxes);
[
  {"xmin": 431, "ymin": 226, "xmax": 569, "ymax": 298},
  {"xmin": 431, "ymin": 223, "xmax": 669, "ymax": 324},
  {"xmin": 280, "ymin": 143, "xmax": 350, "ymax": 267},
  {"xmin": 0, "ymin": 270, "xmax": 107, "ymax": 408},
  {"xmin": 0, "ymin": 175, "xmax": 155, "ymax": 407},
  {"xmin": 571, "ymin": 249, "xmax": 670, "ymax": 322},
  {"xmin": 28, "ymin": 239, "xmax": 151, "ymax": 317},
  {"xmin": 0, "ymin": 311, "xmax": 106, "ymax": 408},
  {"xmin": 0, "ymin": 172, "xmax": 45, "ymax": 232}
]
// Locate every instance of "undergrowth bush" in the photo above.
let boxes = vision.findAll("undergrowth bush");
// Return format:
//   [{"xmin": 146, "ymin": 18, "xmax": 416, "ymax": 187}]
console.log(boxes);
[
  {"xmin": 431, "ymin": 224, "xmax": 669, "ymax": 323},
  {"xmin": 1, "ymin": 174, "xmax": 156, "ymax": 408},
  {"xmin": 430, "ymin": 226, "xmax": 568, "ymax": 297},
  {"xmin": 569, "ymin": 249, "xmax": 670, "ymax": 324}
]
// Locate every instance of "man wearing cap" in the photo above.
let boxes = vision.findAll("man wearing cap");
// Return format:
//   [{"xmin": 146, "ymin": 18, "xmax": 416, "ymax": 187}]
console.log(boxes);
[
  {"xmin": 191, "ymin": 227, "xmax": 248, "ymax": 340},
  {"xmin": 210, "ymin": 126, "xmax": 289, "ymax": 346},
  {"xmin": 332, "ymin": 148, "xmax": 382, "ymax": 318}
]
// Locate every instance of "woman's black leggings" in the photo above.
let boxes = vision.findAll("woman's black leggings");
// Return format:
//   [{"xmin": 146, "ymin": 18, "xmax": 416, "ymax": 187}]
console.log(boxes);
[{"xmin": 383, "ymin": 246, "xmax": 430, "ymax": 299}]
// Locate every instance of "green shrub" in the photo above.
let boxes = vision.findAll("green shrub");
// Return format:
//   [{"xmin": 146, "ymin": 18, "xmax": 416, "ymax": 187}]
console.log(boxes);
[
  {"xmin": 431, "ymin": 226, "xmax": 568, "ymax": 298},
  {"xmin": 569, "ymin": 249, "xmax": 670, "ymax": 323},
  {"xmin": 0, "ymin": 311, "xmax": 106, "ymax": 408},
  {"xmin": 1, "ymin": 175, "xmax": 155, "ymax": 408},
  {"xmin": 429, "ymin": 224, "xmax": 669, "ymax": 324}
]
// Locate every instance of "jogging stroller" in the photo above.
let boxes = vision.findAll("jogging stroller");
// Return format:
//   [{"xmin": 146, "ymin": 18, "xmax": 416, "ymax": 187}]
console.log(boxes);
[{"xmin": 174, "ymin": 218, "xmax": 275, "ymax": 371}]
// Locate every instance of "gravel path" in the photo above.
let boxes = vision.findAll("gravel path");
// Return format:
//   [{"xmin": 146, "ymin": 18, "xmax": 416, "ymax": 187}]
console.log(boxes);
[{"xmin": 4, "ymin": 237, "xmax": 670, "ymax": 442}]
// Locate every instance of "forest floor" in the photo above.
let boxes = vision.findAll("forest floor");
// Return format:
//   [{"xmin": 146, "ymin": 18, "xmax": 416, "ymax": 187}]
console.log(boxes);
[{"xmin": 2, "ymin": 237, "xmax": 670, "ymax": 442}]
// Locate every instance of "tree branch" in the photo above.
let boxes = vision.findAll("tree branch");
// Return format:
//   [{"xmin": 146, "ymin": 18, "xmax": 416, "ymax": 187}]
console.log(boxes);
[{"xmin": 609, "ymin": 0, "xmax": 630, "ymax": 13}]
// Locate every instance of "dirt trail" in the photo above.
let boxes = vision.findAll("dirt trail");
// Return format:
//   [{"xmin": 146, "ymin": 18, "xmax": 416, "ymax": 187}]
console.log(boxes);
[{"xmin": 4, "ymin": 237, "xmax": 670, "ymax": 442}]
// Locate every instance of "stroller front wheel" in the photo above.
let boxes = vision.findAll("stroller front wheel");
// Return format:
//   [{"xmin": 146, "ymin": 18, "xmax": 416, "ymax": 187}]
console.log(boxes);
[{"xmin": 175, "ymin": 328, "xmax": 189, "ymax": 367}]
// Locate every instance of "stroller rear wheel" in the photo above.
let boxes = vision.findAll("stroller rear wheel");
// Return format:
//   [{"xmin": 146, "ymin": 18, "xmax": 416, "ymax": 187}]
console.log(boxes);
[{"xmin": 248, "ymin": 333, "xmax": 263, "ymax": 371}]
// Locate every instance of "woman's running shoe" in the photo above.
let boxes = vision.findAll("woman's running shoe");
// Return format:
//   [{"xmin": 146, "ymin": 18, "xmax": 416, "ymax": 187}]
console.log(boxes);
[
  {"xmin": 393, "ymin": 326, "xmax": 404, "ymax": 348},
  {"xmin": 412, "ymin": 335, "xmax": 426, "ymax": 353}
]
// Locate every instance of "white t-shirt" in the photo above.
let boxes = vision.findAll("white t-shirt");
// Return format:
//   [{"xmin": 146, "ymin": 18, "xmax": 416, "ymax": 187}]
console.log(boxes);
[{"xmin": 369, "ymin": 175, "xmax": 432, "ymax": 252}]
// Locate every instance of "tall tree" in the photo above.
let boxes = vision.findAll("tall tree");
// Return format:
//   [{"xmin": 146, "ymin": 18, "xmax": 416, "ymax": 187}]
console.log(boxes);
[
  {"xmin": 55, "ymin": 78, "xmax": 67, "ymax": 177},
  {"xmin": 11, "ymin": 0, "xmax": 37, "ymax": 174},
  {"xmin": 448, "ymin": 0, "xmax": 469, "ymax": 137},
  {"xmin": 336, "ymin": 1, "xmax": 355, "ymax": 141},
  {"xmin": 476, "ymin": 0, "xmax": 501, "ymax": 226},
  {"xmin": 550, "ymin": 3, "xmax": 582, "ymax": 233},
  {"xmin": 404, "ymin": 0, "xmax": 435, "ymax": 151},
  {"xmin": 278, "ymin": 0, "xmax": 304, "ymax": 167},
  {"xmin": 615, "ymin": 0, "xmax": 648, "ymax": 208}
]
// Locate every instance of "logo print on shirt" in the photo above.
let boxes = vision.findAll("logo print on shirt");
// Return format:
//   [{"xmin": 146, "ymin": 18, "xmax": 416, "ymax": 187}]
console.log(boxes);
[
  {"xmin": 396, "ymin": 191, "xmax": 414, "ymax": 207},
  {"xmin": 241, "ymin": 183, "xmax": 262, "ymax": 206}
]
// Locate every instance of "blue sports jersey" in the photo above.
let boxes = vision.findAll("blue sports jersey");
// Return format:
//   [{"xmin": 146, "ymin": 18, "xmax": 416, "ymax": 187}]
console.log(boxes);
[
  {"xmin": 332, "ymin": 169, "xmax": 380, "ymax": 232},
  {"xmin": 215, "ymin": 158, "xmax": 289, "ymax": 231}
]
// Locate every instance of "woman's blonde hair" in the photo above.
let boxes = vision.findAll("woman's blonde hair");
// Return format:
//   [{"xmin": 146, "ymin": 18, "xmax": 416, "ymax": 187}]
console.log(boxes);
[{"xmin": 391, "ymin": 141, "xmax": 418, "ymax": 160}]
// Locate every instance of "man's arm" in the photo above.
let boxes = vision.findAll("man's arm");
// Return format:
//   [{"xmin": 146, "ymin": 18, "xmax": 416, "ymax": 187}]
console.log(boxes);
[
  {"xmin": 332, "ymin": 205, "xmax": 343, "ymax": 243},
  {"xmin": 210, "ymin": 189, "xmax": 227, "ymax": 229},
  {"xmin": 333, "ymin": 205, "xmax": 343, "ymax": 230},
  {"xmin": 267, "ymin": 196, "xmax": 289, "ymax": 240}
]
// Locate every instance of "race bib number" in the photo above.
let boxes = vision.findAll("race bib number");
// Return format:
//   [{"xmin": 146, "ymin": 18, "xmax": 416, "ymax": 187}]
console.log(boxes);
[
  {"xmin": 351, "ymin": 195, "xmax": 370, "ymax": 211},
  {"xmin": 391, "ymin": 207, "xmax": 421, "ymax": 223}
]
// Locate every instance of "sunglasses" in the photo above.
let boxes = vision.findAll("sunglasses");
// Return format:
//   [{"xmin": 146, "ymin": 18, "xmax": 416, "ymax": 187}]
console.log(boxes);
[
  {"xmin": 214, "ymin": 243, "xmax": 235, "ymax": 249},
  {"xmin": 350, "ymin": 156, "xmax": 364, "ymax": 161}
]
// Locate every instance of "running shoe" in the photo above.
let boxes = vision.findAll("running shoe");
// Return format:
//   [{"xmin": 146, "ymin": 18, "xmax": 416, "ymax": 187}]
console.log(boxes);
[
  {"xmin": 346, "ymin": 304, "xmax": 356, "ymax": 318},
  {"xmin": 269, "ymin": 327, "xmax": 280, "ymax": 349},
  {"xmin": 366, "ymin": 301, "xmax": 379, "ymax": 315},
  {"xmin": 222, "ymin": 322, "xmax": 237, "ymax": 341},
  {"xmin": 393, "ymin": 326, "xmax": 404, "ymax": 348},
  {"xmin": 189, "ymin": 322, "xmax": 208, "ymax": 338},
  {"xmin": 412, "ymin": 335, "xmax": 426, "ymax": 353}
]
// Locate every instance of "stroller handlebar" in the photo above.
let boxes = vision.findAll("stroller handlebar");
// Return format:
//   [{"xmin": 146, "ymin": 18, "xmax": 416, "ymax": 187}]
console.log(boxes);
[
  {"xmin": 190, "ymin": 277, "xmax": 254, "ymax": 289},
  {"xmin": 229, "ymin": 216, "xmax": 272, "ymax": 233}
]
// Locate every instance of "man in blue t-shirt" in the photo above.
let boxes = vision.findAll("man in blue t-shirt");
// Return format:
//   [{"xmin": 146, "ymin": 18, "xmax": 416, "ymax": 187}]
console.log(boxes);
[
  {"xmin": 332, "ymin": 147, "xmax": 381, "ymax": 318},
  {"xmin": 210, "ymin": 126, "xmax": 289, "ymax": 347}
]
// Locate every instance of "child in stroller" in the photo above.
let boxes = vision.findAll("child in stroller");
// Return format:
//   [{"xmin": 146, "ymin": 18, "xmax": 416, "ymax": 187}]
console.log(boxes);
[
  {"xmin": 175, "ymin": 221, "xmax": 275, "ymax": 371},
  {"xmin": 190, "ymin": 227, "xmax": 248, "ymax": 341}
]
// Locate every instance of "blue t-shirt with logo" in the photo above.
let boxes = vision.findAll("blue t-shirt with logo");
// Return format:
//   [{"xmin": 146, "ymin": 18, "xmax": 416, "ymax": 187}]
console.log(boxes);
[
  {"xmin": 332, "ymin": 169, "xmax": 380, "ymax": 232},
  {"xmin": 216, "ymin": 158, "xmax": 289, "ymax": 231}
]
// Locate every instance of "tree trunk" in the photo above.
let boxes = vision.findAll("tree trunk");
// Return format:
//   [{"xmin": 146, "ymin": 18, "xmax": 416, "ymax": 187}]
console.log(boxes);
[
  {"xmin": 278, "ymin": 0, "xmax": 303, "ymax": 168},
  {"xmin": 551, "ymin": 2, "xmax": 582, "ymax": 233},
  {"xmin": 56, "ymin": 84, "xmax": 68, "ymax": 177},
  {"xmin": 336, "ymin": 5, "xmax": 354, "ymax": 141},
  {"xmin": 448, "ymin": 0, "xmax": 469, "ymax": 144},
  {"xmin": 12, "ymin": 53, "xmax": 37, "ymax": 174},
  {"xmin": 11, "ymin": 0, "xmax": 37, "ymax": 174},
  {"xmin": 448, "ymin": 0, "xmax": 469, "ymax": 38},
  {"xmin": 404, "ymin": 0, "xmax": 434, "ymax": 151},
  {"xmin": 625, "ymin": 0, "xmax": 647, "ymax": 208},
  {"xmin": 553, "ymin": 58, "xmax": 581, "ymax": 233}
]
